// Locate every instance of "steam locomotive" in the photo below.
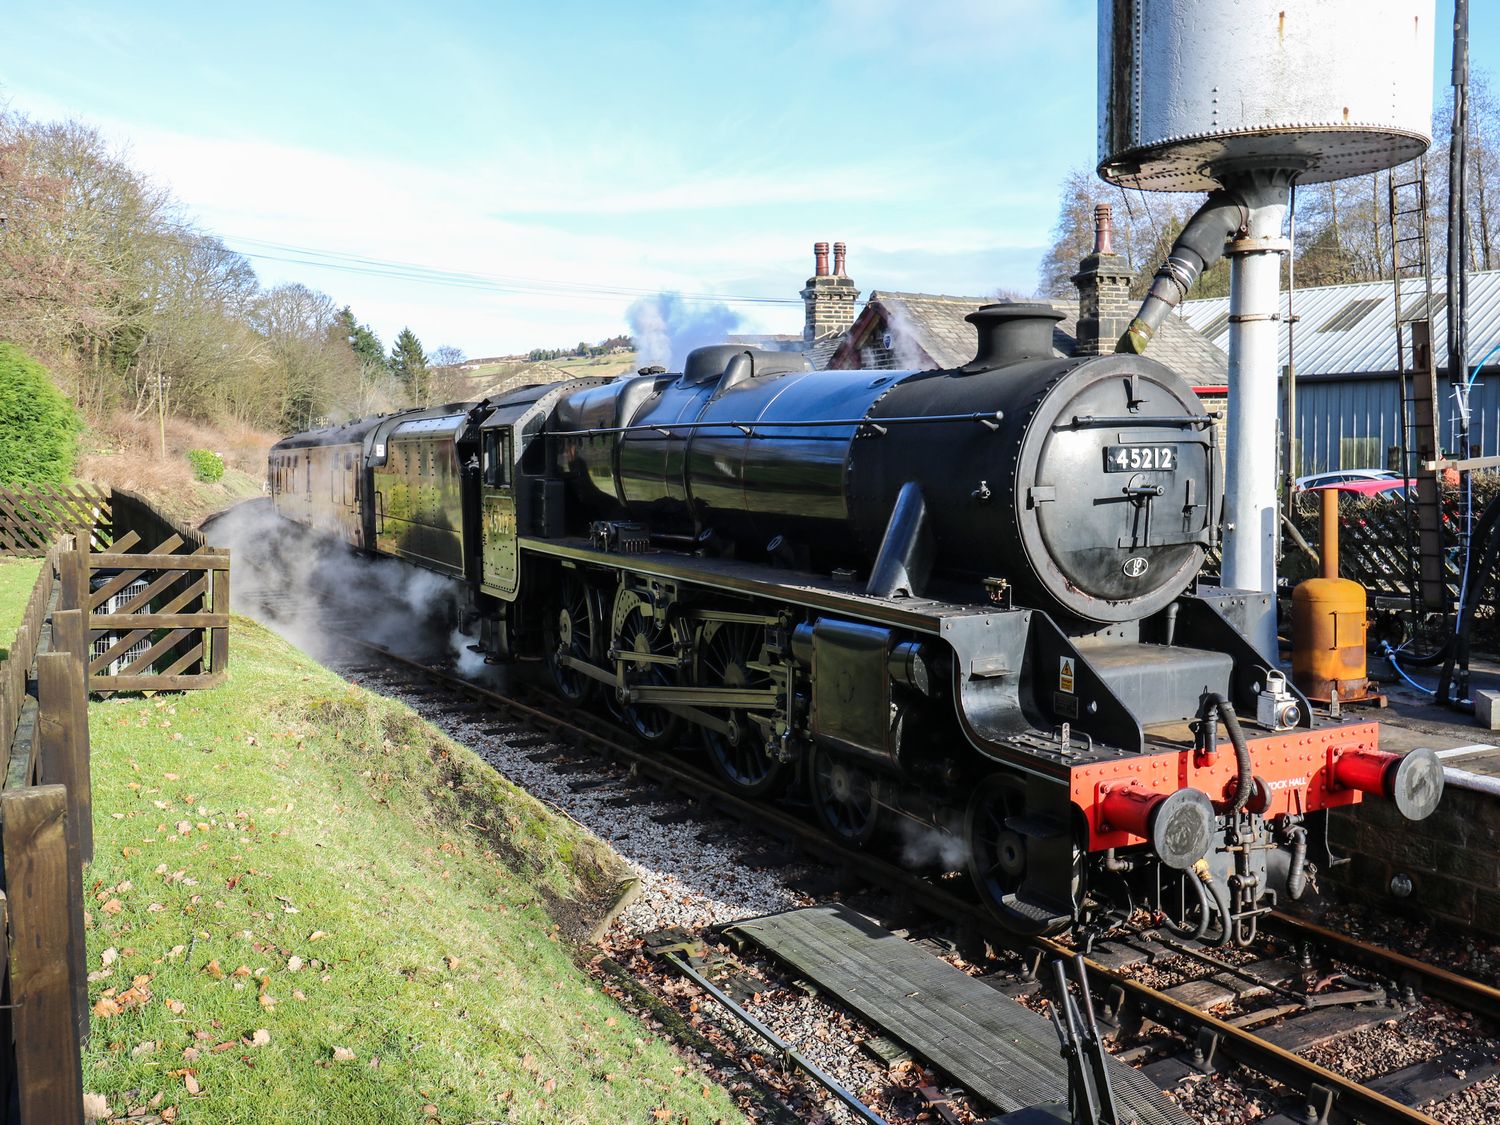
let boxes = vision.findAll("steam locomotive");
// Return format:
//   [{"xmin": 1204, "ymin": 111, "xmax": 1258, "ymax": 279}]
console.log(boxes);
[{"xmin": 269, "ymin": 302, "xmax": 1442, "ymax": 943}]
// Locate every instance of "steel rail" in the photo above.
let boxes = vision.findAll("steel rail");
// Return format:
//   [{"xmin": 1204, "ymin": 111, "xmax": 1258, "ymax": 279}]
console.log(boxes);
[
  {"xmin": 660, "ymin": 951, "xmax": 891, "ymax": 1125},
  {"xmin": 1268, "ymin": 910, "xmax": 1500, "ymax": 1024},
  {"xmin": 337, "ymin": 635, "xmax": 1448, "ymax": 1125}
]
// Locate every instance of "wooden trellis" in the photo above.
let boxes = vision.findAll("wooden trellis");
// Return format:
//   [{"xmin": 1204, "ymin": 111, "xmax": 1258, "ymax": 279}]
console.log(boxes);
[{"xmin": 0, "ymin": 486, "xmax": 111, "ymax": 557}]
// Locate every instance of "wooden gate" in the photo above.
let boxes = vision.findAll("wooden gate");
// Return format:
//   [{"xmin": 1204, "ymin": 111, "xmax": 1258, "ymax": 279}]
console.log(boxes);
[
  {"xmin": 70, "ymin": 531, "xmax": 230, "ymax": 693},
  {"xmin": 0, "ymin": 486, "xmax": 110, "ymax": 556}
]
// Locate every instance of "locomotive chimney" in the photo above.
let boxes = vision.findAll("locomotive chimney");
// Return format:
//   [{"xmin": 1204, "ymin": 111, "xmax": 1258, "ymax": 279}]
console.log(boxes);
[
  {"xmin": 1071, "ymin": 204, "xmax": 1132, "ymax": 357},
  {"xmin": 833, "ymin": 241, "xmax": 847, "ymax": 277},
  {"xmin": 962, "ymin": 303, "xmax": 1065, "ymax": 372},
  {"xmin": 813, "ymin": 241, "xmax": 830, "ymax": 277}
]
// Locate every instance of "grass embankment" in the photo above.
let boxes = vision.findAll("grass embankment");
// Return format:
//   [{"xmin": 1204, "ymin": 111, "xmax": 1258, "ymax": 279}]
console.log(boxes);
[
  {"xmin": 83, "ymin": 616, "xmax": 744, "ymax": 1124},
  {"xmin": 0, "ymin": 557, "xmax": 42, "ymax": 660}
]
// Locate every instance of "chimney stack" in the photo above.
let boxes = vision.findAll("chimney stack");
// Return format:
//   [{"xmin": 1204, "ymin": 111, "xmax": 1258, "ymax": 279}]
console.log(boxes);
[
  {"xmin": 801, "ymin": 239, "xmax": 860, "ymax": 348},
  {"xmin": 1071, "ymin": 204, "xmax": 1133, "ymax": 357},
  {"xmin": 1092, "ymin": 204, "xmax": 1114, "ymax": 256}
]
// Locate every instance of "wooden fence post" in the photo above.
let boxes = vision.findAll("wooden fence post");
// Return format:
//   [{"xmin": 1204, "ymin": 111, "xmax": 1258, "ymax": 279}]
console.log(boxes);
[
  {"xmin": 0, "ymin": 785, "xmax": 85, "ymax": 1123},
  {"xmin": 211, "ymin": 562, "xmax": 230, "ymax": 674},
  {"xmin": 43, "ymin": 611, "xmax": 92, "ymax": 864},
  {"xmin": 35, "ymin": 651, "xmax": 89, "ymax": 1048},
  {"xmin": 59, "ymin": 536, "xmax": 88, "ymax": 615}
]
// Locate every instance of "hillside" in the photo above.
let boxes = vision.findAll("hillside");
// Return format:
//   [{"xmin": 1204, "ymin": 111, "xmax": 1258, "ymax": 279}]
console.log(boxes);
[{"xmin": 81, "ymin": 616, "xmax": 746, "ymax": 1123}]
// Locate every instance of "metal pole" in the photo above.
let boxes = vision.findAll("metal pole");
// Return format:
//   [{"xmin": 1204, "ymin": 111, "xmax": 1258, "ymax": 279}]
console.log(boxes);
[{"xmin": 1222, "ymin": 175, "xmax": 1292, "ymax": 662}]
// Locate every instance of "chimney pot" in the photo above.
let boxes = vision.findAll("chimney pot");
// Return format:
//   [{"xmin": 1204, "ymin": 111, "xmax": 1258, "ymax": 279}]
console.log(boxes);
[
  {"xmin": 1093, "ymin": 204, "xmax": 1115, "ymax": 257},
  {"xmin": 833, "ymin": 241, "xmax": 847, "ymax": 276},
  {"xmin": 814, "ymin": 241, "xmax": 830, "ymax": 277}
]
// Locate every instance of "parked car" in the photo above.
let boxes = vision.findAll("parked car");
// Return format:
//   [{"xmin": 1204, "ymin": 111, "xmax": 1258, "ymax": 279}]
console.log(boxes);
[
  {"xmin": 1304, "ymin": 477, "xmax": 1415, "ymax": 498},
  {"xmin": 1294, "ymin": 469, "xmax": 1401, "ymax": 491}
]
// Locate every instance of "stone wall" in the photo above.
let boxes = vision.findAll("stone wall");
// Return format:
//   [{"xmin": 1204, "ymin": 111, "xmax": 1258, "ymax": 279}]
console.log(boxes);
[
  {"xmin": 802, "ymin": 275, "xmax": 860, "ymax": 347},
  {"xmin": 1325, "ymin": 783, "xmax": 1500, "ymax": 932}
]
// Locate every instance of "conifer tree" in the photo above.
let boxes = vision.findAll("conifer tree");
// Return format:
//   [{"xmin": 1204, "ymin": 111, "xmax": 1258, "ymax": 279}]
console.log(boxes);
[{"xmin": 390, "ymin": 327, "xmax": 429, "ymax": 406}]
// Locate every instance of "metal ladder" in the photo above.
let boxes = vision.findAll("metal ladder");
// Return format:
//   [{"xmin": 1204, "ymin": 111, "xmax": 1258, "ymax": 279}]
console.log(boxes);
[{"xmin": 1388, "ymin": 166, "xmax": 1447, "ymax": 613}]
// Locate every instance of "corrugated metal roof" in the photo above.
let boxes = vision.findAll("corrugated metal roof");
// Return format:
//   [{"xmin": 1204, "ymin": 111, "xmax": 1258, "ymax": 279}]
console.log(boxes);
[{"xmin": 1176, "ymin": 268, "xmax": 1500, "ymax": 376}]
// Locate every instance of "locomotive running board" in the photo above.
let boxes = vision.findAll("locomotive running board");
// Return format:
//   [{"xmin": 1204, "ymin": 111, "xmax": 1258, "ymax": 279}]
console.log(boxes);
[
  {"xmin": 521, "ymin": 535, "xmax": 994, "ymax": 636},
  {"xmin": 726, "ymin": 904, "xmax": 1194, "ymax": 1124}
]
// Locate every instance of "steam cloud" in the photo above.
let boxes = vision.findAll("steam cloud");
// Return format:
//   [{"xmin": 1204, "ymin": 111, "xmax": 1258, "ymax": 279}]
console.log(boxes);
[
  {"xmin": 881, "ymin": 302, "xmax": 934, "ymax": 371},
  {"xmin": 205, "ymin": 499, "xmax": 475, "ymax": 671},
  {"xmin": 626, "ymin": 292, "xmax": 741, "ymax": 371},
  {"xmin": 896, "ymin": 817, "xmax": 970, "ymax": 871}
]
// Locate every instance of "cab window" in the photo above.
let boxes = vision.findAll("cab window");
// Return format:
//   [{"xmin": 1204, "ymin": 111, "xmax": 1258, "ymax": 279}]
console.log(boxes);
[{"xmin": 483, "ymin": 430, "xmax": 512, "ymax": 489}]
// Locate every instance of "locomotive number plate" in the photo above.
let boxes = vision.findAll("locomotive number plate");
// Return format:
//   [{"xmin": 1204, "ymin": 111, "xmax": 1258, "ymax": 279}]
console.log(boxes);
[{"xmin": 1104, "ymin": 444, "xmax": 1179, "ymax": 472}]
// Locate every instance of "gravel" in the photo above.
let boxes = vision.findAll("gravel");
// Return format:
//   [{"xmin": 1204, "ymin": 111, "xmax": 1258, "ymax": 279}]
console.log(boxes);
[
  {"xmin": 329, "ymin": 654, "xmax": 1500, "ymax": 1125},
  {"xmin": 337, "ymin": 659, "xmax": 992, "ymax": 1123}
]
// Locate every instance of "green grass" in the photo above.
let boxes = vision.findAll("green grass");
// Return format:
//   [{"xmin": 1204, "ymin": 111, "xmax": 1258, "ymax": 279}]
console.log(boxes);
[
  {"xmin": 83, "ymin": 617, "xmax": 745, "ymax": 1124},
  {"xmin": 545, "ymin": 353, "xmax": 641, "ymax": 378},
  {"xmin": 0, "ymin": 557, "xmax": 43, "ymax": 661}
]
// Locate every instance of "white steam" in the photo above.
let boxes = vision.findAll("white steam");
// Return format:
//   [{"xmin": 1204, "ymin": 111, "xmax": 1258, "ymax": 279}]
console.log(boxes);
[
  {"xmin": 204, "ymin": 499, "xmax": 461, "ymax": 665},
  {"xmin": 896, "ymin": 817, "xmax": 970, "ymax": 871},
  {"xmin": 449, "ymin": 628, "xmax": 489, "ymax": 680},
  {"xmin": 881, "ymin": 302, "xmax": 932, "ymax": 371},
  {"xmin": 626, "ymin": 292, "xmax": 741, "ymax": 371}
]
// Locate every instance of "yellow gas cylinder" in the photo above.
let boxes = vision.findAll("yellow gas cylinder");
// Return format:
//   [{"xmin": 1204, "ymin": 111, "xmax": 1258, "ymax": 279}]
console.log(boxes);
[{"xmin": 1292, "ymin": 488, "xmax": 1370, "ymax": 703}]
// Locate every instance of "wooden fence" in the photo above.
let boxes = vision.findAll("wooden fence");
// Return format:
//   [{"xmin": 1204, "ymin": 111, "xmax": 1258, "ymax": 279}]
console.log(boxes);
[
  {"xmin": 0, "ymin": 538, "xmax": 92, "ymax": 1123},
  {"xmin": 0, "ymin": 489, "xmax": 231, "ymax": 1119},
  {"xmin": 0, "ymin": 486, "xmax": 111, "ymax": 556}
]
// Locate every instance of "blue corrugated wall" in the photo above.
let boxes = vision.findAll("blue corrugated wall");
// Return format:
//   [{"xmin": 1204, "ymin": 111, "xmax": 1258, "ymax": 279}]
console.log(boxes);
[{"xmin": 1289, "ymin": 372, "xmax": 1500, "ymax": 474}]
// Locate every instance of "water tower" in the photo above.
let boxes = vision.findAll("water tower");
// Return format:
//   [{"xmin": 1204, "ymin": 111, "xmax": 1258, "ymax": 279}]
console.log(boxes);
[{"xmin": 1098, "ymin": 0, "xmax": 1435, "ymax": 659}]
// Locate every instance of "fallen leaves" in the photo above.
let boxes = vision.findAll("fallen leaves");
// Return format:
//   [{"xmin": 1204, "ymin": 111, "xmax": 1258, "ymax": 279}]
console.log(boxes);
[
  {"xmin": 247, "ymin": 1028, "xmax": 271, "ymax": 1048},
  {"xmin": 331, "ymin": 1045, "xmax": 356, "ymax": 1062}
]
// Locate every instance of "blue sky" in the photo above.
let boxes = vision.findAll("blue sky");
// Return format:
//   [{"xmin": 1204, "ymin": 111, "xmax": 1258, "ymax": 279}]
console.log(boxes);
[{"xmin": 2, "ymin": 1, "xmax": 1493, "ymax": 357}]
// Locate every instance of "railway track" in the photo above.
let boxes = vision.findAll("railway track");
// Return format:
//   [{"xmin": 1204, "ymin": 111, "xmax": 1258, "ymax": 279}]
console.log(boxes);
[{"xmin": 306, "ymin": 630, "xmax": 1500, "ymax": 1125}]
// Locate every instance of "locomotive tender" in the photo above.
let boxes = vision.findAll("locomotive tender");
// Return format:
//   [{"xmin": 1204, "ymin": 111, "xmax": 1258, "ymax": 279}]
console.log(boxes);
[{"xmin": 270, "ymin": 302, "xmax": 1442, "ymax": 942}]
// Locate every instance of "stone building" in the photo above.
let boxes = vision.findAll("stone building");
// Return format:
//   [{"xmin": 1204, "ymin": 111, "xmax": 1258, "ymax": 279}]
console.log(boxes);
[{"xmin": 823, "ymin": 205, "xmax": 1228, "ymax": 390}]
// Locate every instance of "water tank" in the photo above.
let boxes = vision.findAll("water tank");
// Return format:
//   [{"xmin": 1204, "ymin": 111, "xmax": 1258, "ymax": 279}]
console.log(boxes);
[{"xmin": 1099, "ymin": 0, "xmax": 1434, "ymax": 191}]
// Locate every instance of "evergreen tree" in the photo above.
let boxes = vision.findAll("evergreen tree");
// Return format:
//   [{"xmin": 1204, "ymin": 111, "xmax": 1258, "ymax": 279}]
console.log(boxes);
[
  {"xmin": 390, "ymin": 327, "xmax": 429, "ymax": 406},
  {"xmin": 0, "ymin": 343, "xmax": 81, "ymax": 484},
  {"xmin": 336, "ymin": 306, "xmax": 387, "ymax": 371}
]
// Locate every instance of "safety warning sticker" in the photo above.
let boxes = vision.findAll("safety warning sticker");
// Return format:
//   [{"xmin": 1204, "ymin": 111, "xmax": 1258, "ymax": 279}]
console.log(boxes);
[{"xmin": 1058, "ymin": 656, "xmax": 1075, "ymax": 693}]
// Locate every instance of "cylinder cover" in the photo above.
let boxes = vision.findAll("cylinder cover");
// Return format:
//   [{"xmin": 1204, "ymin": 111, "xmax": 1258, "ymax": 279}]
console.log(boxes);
[{"xmin": 1099, "ymin": 0, "xmax": 1434, "ymax": 190}]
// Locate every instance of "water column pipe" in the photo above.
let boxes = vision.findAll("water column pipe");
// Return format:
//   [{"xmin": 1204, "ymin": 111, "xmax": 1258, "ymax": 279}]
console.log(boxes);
[
  {"xmin": 1120, "ymin": 172, "xmax": 1291, "ymax": 661},
  {"xmin": 1221, "ymin": 174, "xmax": 1293, "ymax": 661}
]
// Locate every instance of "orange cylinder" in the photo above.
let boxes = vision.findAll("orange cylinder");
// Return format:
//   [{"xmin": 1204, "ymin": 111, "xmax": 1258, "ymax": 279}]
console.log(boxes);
[{"xmin": 1291, "ymin": 489, "xmax": 1370, "ymax": 702}]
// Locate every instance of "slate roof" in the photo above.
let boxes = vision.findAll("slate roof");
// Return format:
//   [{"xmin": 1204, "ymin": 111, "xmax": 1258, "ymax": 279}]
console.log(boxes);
[
  {"xmin": 1176, "ymin": 268, "xmax": 1500, "ymax": 378},
  {"xmin": 826, "ymin": 291, "xmax": 1228, "ymax": 384}
]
